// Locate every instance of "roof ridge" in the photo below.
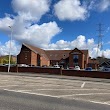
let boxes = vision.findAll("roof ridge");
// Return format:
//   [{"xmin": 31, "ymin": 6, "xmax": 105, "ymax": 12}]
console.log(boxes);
[
  {"xmin": 23, "ymin": 43, "xmax": 44, "ymax": 51},
  {"xmin": 23, "ymin": 43, "xmax": 49, "ymax": 60}
]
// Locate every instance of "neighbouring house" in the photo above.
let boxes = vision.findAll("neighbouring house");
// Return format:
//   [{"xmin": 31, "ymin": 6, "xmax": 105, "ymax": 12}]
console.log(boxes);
[
  {"xmin": 17, "ymin": 43, "xmax": 99, "ymax": 69},
  {"xmin": 99, "ymin": 60, "xmax": 110, "ymax": 68},
  {"xmin": 87, "ymin": 58, "xmax": 99, "ymax": 69}
]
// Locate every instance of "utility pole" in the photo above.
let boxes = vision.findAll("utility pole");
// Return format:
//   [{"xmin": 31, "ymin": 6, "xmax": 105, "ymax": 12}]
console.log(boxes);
[
  {"xmin": 8, "ymin": 26, "xmax": 13, "ymax": 72},
  {"xmin": 97, "ymin": 23, "xmax": 104, "ymax": 57}
]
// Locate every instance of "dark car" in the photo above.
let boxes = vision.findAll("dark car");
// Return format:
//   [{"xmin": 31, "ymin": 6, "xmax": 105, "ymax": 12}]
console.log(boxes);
[{"xmin": 85, "ymin": 67, "xmax": 92, "ymax": 71}]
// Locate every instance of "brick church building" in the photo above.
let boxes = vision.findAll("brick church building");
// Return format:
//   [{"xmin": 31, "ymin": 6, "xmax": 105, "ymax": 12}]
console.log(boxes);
[{"xmin": 17, "ymin": 43, "xmax": 99, "ymax": 69}]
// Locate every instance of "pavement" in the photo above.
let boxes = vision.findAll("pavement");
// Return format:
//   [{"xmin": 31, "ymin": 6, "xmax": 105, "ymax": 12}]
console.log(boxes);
[{"xmin": 0, "ymin": 72, "xmax": 110, "ymax": 106}]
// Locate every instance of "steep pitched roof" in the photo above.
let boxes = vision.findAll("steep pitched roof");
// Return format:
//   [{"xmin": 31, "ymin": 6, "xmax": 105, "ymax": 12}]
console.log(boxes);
[
  {"xmin": 23, "ymin": 43, "xmax": 49, "ymax": 60},
  {"xmin": 99, "ymin": 60, "xmax": 110, "ymax": 67}
]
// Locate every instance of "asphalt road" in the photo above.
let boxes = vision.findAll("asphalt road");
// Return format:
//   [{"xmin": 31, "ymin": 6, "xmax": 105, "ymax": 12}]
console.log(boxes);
[
  {"xmin": 0, "ymin": 72, "xmax": 110, "ymax": 110},
  {"xmin": 0, "ymin": 90, "xmax": 110, "ymax": 110}
]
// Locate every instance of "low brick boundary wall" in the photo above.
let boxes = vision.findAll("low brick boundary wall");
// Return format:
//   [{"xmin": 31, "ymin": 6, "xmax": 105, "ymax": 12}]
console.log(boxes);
[
  {"xmin": 0, "ymin": 66, "xmax": 110, "ymax": 79},
  {"xmin": 62, "ymin": 70, "xmax": 110, "ymax": 79},
  {"xmin": 0, "ymin": 66, "xmax": 61, "ymax": 75}
]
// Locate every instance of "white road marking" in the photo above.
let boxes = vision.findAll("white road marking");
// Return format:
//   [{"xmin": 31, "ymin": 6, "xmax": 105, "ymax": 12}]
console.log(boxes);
[
  {"xmin": 0, "ymin": 85, "xmax": 18, "ymax": 87},
  {"xmin": 59, "ymin": 92, "xmax": 110, "ymax": 97},
  {"xmin": 3, "ymin": 89, "xmax": 60, "ymax": 98},
  {"xmin": 34, "ymin": 88, "xmax": 99, "ymax": 91},
  {"xmin": 1, "ymin": 74, "xmax": 110, "ymax": 106},
  {"xmin": 81, "ymin": 82, "xmax": 86, "ymax": 88},
  {"xmin": 71, "ymin": 97, "xmax": 110, "ymax": 106},
  {"xmin": 3, "ymin": 88, "xmax": 110, "ymax": 106},
  {"xmin": 0, "ymin": 80, "xmax": 9, "ymax": 81},
  {"xmin": 89, "ymin": 100, "xmax": 110, "ymax": 105}
]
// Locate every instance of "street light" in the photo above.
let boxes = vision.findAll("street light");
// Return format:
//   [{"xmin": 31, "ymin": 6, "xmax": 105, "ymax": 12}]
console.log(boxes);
[{"xmin": 8, "ymin": 26, "xmax": 13, "ymax": 72}]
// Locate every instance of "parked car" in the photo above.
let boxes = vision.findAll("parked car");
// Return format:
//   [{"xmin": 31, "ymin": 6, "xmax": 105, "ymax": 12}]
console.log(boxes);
[
  {"xmin": 74, "ymin": 66, "xmax": 80, "ymax": 70},
  {"xmin": 18, "ymin": 64, "xmax": 29, "ymax": 67},
  {"xmin": 53, "ymin": 65, "xmax": 60, "ymax": 68},
  {"xmin": 85, "ymin": 67, "xmax": 92, "ymax": 71},
  {"xmin": 1, "ymin": 64, "xmax": 17, "ymax": 67},
  {"xmin": 42, "ymin": 65, "xmax": 47, "ymax": 67},
  {"xmin": 103, "ymin": 67, "xmax": 110, "ymax": 72},
  {"xmin": 69, "ymin": 67, "xmax": 74, "ymax": 69},
  {"xmin": 99, "ymin": 67, "xmax": 110, "ymax": 72}
]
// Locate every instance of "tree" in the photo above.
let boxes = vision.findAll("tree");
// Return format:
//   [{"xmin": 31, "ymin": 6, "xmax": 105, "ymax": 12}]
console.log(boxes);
[{"xmin": 0, "ymin": 55, "xmax": 16, "ymax": 64}]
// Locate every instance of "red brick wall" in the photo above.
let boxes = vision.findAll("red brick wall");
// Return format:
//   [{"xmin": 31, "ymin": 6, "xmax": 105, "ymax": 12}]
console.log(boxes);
[
  {"xmin": 31, "ymin": 51, "xmax": 37, "ymax": 66},
  {"xmin": 0, "ymin": 66, "xmax": 61, "ymax": 75},
  {"xmin": 0, "ymin": 66, "xmax": 110, "ymax": 79},
  {"xmin": 80, "ymin": 54, "xmax": 84, "ymax": 69},
  {"xmin": 17, "ymin": 45, "xmax": 31, "ymax": 64},
  {"xmin": 40, "ymin": 57, "xmax": 50, "ymax": 66},
  {"xmin": 69, "ymin": 51, "xmax": 84, "ymax": 69},
  {"xmin": 62, "ymin": 70, "xmax": 110, "ymax": 79}
]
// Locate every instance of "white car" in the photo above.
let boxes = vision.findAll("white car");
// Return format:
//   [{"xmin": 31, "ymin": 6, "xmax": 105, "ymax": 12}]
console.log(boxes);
[
  {"xmin": 74, "ymin": 66, "xmax": 80, "ymax": 70},
  {"xmin": 18, "ymin": 64, "xmax": 29, "ymax": 67},
  {"xmin": 53, "ymin": 65, "xmax": 60, "ymax": 68}
]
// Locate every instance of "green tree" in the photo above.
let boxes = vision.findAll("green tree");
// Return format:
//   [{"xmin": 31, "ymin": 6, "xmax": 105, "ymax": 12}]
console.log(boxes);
[{"xmin": 0, "ymin": 55, "xmax": 16, "ymax": 64}]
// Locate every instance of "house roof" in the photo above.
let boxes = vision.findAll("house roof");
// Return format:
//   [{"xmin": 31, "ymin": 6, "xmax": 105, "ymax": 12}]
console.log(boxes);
[
  {"xmin": 23, "ymin": 43, "xmax": 89, "ymax": 61},
  {"xmin": 69, "ymin": 48, "xmax": 88, "ymax": 61},
  {"xmin": 45, "ymin": 50, "xmax": 71, "ymax": 60},
  {"xmin": 23, "ymin": 43, "xmax": 49, "ymax": 60},
  {"xmin": 88, "ymin": 58, "xmax": 99, "ymax": 64},
  {"xmin": 100, "ymin": 60, "xmax": 110, "ymax": 67}
]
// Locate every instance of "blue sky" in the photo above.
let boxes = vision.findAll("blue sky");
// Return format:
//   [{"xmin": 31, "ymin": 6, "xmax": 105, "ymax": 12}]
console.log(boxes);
[{"xmin": 0, "ymin": 0, "xmax": 110, "ymax": 58}]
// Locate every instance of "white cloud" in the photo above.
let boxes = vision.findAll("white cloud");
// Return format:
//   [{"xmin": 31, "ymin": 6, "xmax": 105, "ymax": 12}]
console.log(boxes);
[
  {"xmin": 0, "ymin": 17, "xmax": 15, "ymax": 32},
  {"xmin": 14, "ymin": 21, "xmax": 62, "ymax": 48},
  {"xmin": 47, "ymin": 35, "xmax": 89, "ymax": 50},
  {"xmin": 54, "ymin": 0, "xmax": 88, "ymax": 21},
  {"xmin": 0, "ymin": 0, "xmax": 62, "ymax": 53},
  {"xmin": 12, "ymin": 0, "xmax": 50, "ymax": 22},
  {"xmin": 1, "ymin": 34, "xmax": 110, "ymax": 59},
  {"xmin": 0, "ymin": 40, "xmax": 21, "ymax": 56},
  {"xmin": 87, "ymin": 1, "xmax": 96, "ymax": 10},
  {"xmin": 84, "ymin": 0, "xmax": 110, "ymax": 12},
  {"xmin": 0, "ymin": 0, "xmax": 110, "ymax": 59},
  {"xmin": 97, "ymin": 0, "xmax": 110, "ymax": 12},
  {"xmin": 104, "ymin": 49, "xmax": 110, "ymax": 58},
  {"xmin": 45, "ymin": 35, "xmax": 110, "ymax": 58}
]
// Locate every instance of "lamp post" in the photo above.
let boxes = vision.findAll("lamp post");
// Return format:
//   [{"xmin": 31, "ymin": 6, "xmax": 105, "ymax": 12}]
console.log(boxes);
[{"xmin": 8, "ymin": 26, "xmax": 13, "ymax": 72}]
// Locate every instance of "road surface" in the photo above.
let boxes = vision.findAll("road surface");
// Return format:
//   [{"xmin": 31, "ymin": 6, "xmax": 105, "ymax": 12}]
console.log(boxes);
[
  {"xmin": 0, "ymin": 90, "xmax": 110, "ymax": 110},
  {"xmin": 0, "ymin": 72, "xmax": 110, "ymax": 109}
]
